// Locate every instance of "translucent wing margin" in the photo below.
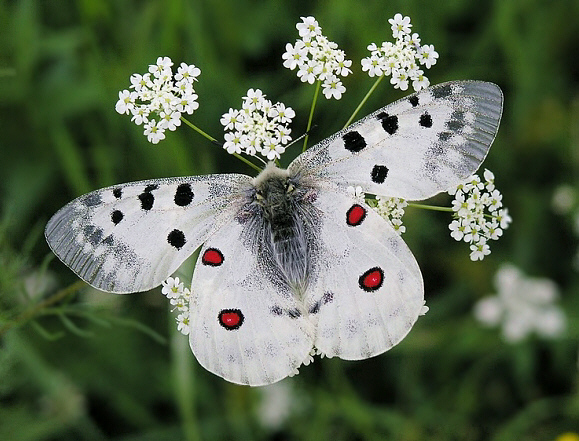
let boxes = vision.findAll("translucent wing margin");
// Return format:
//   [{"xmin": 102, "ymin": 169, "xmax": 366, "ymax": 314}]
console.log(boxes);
[
  {"xmin": 45, "ymin": 174, "xmax": 251, "ymax": 293},
  {"xmin": 289, "ymin": 81, "xmax": 503, "ymax": 200}
]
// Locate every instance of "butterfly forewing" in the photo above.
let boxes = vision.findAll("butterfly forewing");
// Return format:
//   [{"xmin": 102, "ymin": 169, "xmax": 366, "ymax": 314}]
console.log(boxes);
[
  {"xmin": 290, "ymin": 81, "xmax": 503, "ymax": 200},
  {"xmin": 45, "ymin": 174, "xmax": 251, "ymax": 293}
]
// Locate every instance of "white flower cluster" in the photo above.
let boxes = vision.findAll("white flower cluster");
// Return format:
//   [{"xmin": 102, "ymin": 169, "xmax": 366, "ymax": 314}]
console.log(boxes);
[
  {"xmin": 374, "ymin": 196, "xmax": 408, "ymax": 235},
  {"xmin": 282, "ymin": 16, "xmax": 352, "ymax": 100},
  {"xmin": 474, "ymin": 264, "xmax": 566, "ymax": 343},
  {"xmin": 161, "ymin": 277, "xmax": 191, "ymax": 335},
  {"xmin": 220, "ymin": 89, "xmax": 295, "ymax": 160},
  {"xmin": 448, "ymin": 169, "xmax": 512, "ymax": 261},
  {"xmin": 115, "ymin": 56, "xmax": 200, "ymax": 144},
  {"xmin": 361, "ymin": 13, "xmax": 438, "ymax": 91}
]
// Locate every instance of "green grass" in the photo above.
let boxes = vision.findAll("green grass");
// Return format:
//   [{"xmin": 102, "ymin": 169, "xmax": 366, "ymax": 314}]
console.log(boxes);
[{"xmin": 1, "ymin": 0, "xmax": 579, "ymax": 439}]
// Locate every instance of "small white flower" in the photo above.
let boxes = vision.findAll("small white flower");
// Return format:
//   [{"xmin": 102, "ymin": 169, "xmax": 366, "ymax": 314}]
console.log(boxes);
[
  {"xmin": 361, "ymin": 55, "xmax": 384, "ymax": 77},
  {"xmin": 223, "ymin": 131, "xmax": 243, "ymax": 154},
  {"xmin": 220, "ymin": 108, "xmax": 242, "ymax": 130},
  {"xmin": 130, "ymin": 106, "xmax": 149, "ymax": 125},
  {"xmin": 418, "ymin": 44, "xmax": 439, "ymax": 68},
  {"xmin": 296, "ymin": 16, "xmax": 321, "ymax": 39},
  {"xmin": 176, "ymin": 313, "xmax": 191, "ymax": 335},
  {"xmin": 274, "ymin": 103, "xmax": 295, "ymax": 124},
  {"xmin": 159, "ymin": 110, "xmax": 182, "ymax": 131},
  {"xmin": 282, "ymin": 42, "xmax": 308, "ymax": 70},
  {"xmin": 389, "ymin": 13, "xmax": 412, "ymax": 38},
  {"xmin": 143, "ymin": 119, "xmax": 166, "ymax": 144},
  {"xmin": 149, "ymin": 56, "xmax": 173, "ymax": 76},
  {"xmin": 469, "ymin": 239, "xmax": 490, "ymax": 261},
  {"xmin": 115, "ymin": 90, "xmax": 136, "ymax": 115},
  {"xmin": 175, "ymin": 62, "xmax": 200, "ymax": 81},
  {"xmin": 322, "ymin": 75, "xmax": 346, "ymax": 100},
  {"xmin": 390, "ymin": 69, "xmax": 409, "ymax": 90},
  {"xmin": 162, "ymin": 277, "xmax": 184, "ymax": 298}
]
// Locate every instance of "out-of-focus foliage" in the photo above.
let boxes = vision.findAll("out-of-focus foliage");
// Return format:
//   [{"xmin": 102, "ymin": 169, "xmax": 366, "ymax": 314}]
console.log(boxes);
[{"xmin": 1, "ymin": 0, "xmax": 578, "ymax": 440}]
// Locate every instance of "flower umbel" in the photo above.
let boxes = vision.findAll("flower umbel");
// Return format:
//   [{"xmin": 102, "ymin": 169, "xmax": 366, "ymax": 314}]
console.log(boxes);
[
  {"xmin": 115, "ymin": 57, "xmax": 200, "ymax": 144},
  {"xmin": 448, "ymin": 169, "xmax": 512, "ymax": 261},
  {"xmin": 473, "ymin": 264, "xmax": 566, "ymax": 343},
  {"xmin": 361, "ymin": 13, "xmax": 438, "ymax": 91},
  {"xmin": 372, "ymin": 196, "xmax": 408, "ymax": 235},
  {"xmin": 220, "ymin": 89, "xmax": 295, "ymax": 160},
  {"xmin": 282, "ymin": 16, "xmax": 352, "ymax": 100},
  {"xmin": 161, "ymin": 277, "xmax": 192, "ymax": 335}
]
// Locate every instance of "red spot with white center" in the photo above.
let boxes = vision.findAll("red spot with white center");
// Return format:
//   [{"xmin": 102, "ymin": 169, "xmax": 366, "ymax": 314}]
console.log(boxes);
[
  {"xmin": 346, "ymin": 204, "xmax": 367, "ymax": 226},
  {"xmin": 202, "ymin": 248, "xmax": 224, "ymax": 266},
  {"xmin": 218, "ymin": 309, "xmax": 244, "ymax": 330},
  {"xmin": 359, "ymin": 267, "xmax": 384, "ymax": 292}
]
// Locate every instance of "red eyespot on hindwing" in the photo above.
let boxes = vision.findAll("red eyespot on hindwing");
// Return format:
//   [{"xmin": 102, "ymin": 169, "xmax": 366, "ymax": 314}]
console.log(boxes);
[
  {"xmin": 346, "ymin": 204, "xmax": 367, "ymax": 226},
  {"xmin": 359, "ymin": 267, "xmax": 384, "ymax": 292},
  {"xmin": 202, "ymin": 248, "xmax": 224, "ymax": 266},
  {"xmin": 218, "ymin": 309, "xmax": 244, "ymax": 330}
]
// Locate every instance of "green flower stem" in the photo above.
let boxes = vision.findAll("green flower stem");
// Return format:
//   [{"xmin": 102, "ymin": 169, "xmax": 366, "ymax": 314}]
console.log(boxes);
[
  {"xmin": 180, "ymin": 117, "xmax": 262, "ymax": 173},
  {"xmin": 408, "ymin": 202, "xmax": 454, "ymax": 213},
  {"xmin": 180, "ymin": 116, "xmax": 217, "ymax": 142},
  {"xmin": 0, "ymin": 280, "xmax": 84, "ymax": 337},
  {"xmin": 343, "ymin": 75, "xmax": 385, "ymax": 129},
  {"xmin": 171, "ymin": 325, "xmax": 201, "ymax": 441},
  {"xmin": 303, "ymin": 80, "xmax": 322, "ymax": 152}
]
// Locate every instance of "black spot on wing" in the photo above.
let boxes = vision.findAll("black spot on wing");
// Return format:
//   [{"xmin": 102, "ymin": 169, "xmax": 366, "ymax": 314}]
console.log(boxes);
[
  {"xmin": 376, "ymin": 112, "xmax": 398, "ymax": 135},
  {"xmin": 409, "ymin": 96, "xmax": 419, "ymax": 107},
  {"xmin": 419, "ymin": 113, "xmax": 433, "ymax": 128},
  {"xmin": 342, "ymin": 131, "xmax": 367, "ymax": 153},
  {"xmin": 113, "ymin": 188, "xmax": 122, "ymax": 199},
  {"xmin": 167, "ymin": 229, "xmax": 186, "ymax": 250},
  {"xmin": 432, "ymin": 84, "xmax": 452, "ymax": 98},
  {"xmin": 144, "ymin": 184, "xmax": 159, "ymax": 193},
  {"xmin": 111, "ymin": 210, "xmax": 123, "ymax": 225},
  {"xmin": 174, "ymin": 183, "xmax": 194, "ymax": 206},
  {"xmin": 84, "ymin": 225, "xmax": 104, "ymax": 246},
  {"xmin": 446, "ymin": 110, "xmax": 465, "ymax": 131},
  {"xmin": 371, "ymin": 165, "xmax": 388, "ymax": 184},
  {"xmin": 138, "ymin": 192, "xmax": 154, "ymax": 210},
  {"xmin": 83, "ymin": 193, "xmax": 102, "ymax": 207}
]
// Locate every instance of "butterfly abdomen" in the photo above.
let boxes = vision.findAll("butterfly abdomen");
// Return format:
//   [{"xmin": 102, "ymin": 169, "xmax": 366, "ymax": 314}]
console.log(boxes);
[{"xmin": 252, "ymin": 165, "xmax": 314, "ymax": 293}]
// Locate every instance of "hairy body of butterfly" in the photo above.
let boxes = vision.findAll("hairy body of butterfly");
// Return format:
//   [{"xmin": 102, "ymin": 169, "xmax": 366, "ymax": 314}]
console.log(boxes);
[{"xmin": 46, "ymin": 81, "xmax": 503, "ymax": 386}]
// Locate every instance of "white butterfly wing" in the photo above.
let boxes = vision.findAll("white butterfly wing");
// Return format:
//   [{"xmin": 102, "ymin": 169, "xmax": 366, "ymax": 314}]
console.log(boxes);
[
  {"xmin": 305, "ymin": 185, "xmax": 423, "ymax": 359},
  {"xmin": 189, "ymin": 218, "xmax": 314, "ymax": 386},
  {"xmin": 290, "ymin": 81, "xmax": 503, "ymax": 200},
  {"xmin": 45, "ymin": 175, "xmax": 251, "ymax": 293}
]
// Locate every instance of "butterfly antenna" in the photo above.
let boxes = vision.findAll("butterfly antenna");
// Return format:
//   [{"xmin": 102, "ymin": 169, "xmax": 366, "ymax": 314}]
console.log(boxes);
[{"xmin": 287, "ymin": 125, "xmax": 317, "ymax": 149}]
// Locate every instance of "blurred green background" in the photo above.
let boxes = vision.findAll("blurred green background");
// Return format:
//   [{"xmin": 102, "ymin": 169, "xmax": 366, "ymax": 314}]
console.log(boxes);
[{"xmin": 1, "ymin": 0, "xmax": 579, "ymax": 440}]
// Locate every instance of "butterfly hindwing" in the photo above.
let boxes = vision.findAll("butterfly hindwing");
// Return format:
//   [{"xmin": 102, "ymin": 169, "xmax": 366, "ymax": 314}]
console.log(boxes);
[
  {"xmin": 305, "ymin": 184, "xmax": 424, "ymax": 359},
  {"xmin": 290, "ymin": 81, "xmax": 503, "ymax": 200},
  {"xmin": 45, "ymin": 174, "xmax": 251, "ymax": 293},
  {"xmin": 189, "ymin": 218, "xmax": 315, "ymax": 386}
]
